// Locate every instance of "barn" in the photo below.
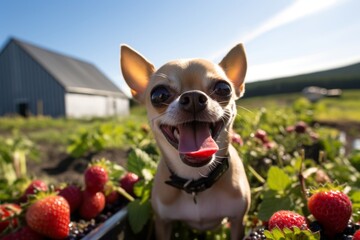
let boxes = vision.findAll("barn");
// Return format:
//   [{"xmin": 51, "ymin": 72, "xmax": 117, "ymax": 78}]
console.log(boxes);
[{"xmin": 0, "ymin": 38, "xmax": 129, "ymax": 118}]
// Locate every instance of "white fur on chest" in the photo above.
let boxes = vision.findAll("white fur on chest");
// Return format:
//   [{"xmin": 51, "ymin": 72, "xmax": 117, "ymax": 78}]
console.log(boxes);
[{"xmin": 153, "ymin": 187, "xmax": 247, "ymax": 230}]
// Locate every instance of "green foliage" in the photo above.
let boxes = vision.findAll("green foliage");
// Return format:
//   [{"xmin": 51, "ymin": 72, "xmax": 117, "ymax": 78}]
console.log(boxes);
[
  {"xmin": 127, "ymin": 199, "xmax": 152, "ymax": 234},
  {"xmin": 349, "ymin": 150, "xmax": 360, "ymax": 171},
  {"xmin": 67, "ymin": 120, "xmax": 158, "ymax": 158},
  {"xmin": 267, "ymin": 166, "xmax": 291, "ymax": 191},
  {"xmin": 0, "ymin": 132, "xmax": 39, "ymax": 183},
  {"xmin": 0, "ymin": 178, "xmax": 29, "ymax": 202},
  {"xmin": 264, "ymin": 227, "xmax": 320, "ymax": 240},
  {"xmin": 126, "ymin": 147, "xmax": 158, "ymax": 233},
  {"xmin": 232, "ymin": 100, "xmax": 360, "ymax": 233}
]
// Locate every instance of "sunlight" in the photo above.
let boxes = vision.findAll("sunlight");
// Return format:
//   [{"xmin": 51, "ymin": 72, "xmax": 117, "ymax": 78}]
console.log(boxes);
[
  {"xmin": 242, "ymin": 0, "xmax": 345, "ymax": 43},
  {"xmin": 210, "ymin": 0, "xmax": 346, "ymax": 61}
]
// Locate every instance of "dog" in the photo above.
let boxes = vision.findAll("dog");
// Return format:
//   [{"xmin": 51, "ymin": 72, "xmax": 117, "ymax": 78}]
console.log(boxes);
[{"xmin": 120, "ymin": 43, "xmax": 250, "ymax": 240}]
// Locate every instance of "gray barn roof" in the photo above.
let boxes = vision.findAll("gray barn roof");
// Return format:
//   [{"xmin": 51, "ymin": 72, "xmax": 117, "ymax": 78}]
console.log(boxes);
[{"xmin": 10, "ymin": 38, "xmax": 127, "ymax": 98}]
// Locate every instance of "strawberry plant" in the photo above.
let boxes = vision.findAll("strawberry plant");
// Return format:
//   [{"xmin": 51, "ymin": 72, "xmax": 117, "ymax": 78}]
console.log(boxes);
[
  {"xmin": 0, "ymin": 132, "xmax": 38, "ymax": 184},
  {"xmin": 1, "ymin": 95, "xmax": 360, "ymax": 239}
]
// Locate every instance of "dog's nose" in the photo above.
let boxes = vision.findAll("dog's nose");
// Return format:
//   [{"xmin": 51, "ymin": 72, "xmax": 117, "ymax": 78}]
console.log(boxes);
[{"xmin": 179, "ymin": 91, "xmax": 208, "ymax": 113}]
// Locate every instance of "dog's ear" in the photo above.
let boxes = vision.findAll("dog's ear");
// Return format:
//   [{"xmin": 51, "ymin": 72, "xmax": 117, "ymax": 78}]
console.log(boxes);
[
  {"xmin": 219, "ymin": 44, "xmax": 247, "ymax": 98},
  {"xmin": 120, "ymin": 45, "xmax": 155, "ymax": 103}
]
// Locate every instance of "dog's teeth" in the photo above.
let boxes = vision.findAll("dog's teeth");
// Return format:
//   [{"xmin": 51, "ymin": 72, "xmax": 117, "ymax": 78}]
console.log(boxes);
[{"xmin": 173, "ymin": 128, "xmax": 179, "ymax": 140}]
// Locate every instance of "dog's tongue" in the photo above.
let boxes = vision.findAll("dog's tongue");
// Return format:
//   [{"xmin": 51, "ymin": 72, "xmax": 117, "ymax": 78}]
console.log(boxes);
[{"xmin": 178, "ymin": 122, "xmax": 219, "ymax": 158}]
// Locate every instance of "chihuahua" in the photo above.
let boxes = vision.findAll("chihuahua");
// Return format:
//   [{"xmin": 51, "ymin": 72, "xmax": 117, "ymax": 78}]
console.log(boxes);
[{"xmin": 120, "ymin": 44, "xmax": 250, "ymax": 240}]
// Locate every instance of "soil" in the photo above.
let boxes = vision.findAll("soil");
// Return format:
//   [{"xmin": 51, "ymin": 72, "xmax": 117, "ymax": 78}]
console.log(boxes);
[{"xmin": 26, "ymin": 142, "xmax": 129, "ymax": 184}]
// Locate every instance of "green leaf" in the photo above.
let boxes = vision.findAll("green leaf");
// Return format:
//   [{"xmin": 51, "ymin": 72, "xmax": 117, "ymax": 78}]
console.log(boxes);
[
  {"xmin": 133, "ymin": 179, "xmax": 152, "ymax": 203},
  {"xmin": 127, "ymin": 199, "xmax": 152, "ymax": 234},
  {"xmin": 283, "ymin": 227, "xmax": 293, "ymax": 238},
  {"xmin": 265, "ymin": 227, "xmax": 320, "ymax": 240},
  {"xmin": 258, "ymin": 190, "xmax": 292, "ymax": 221},
  {"xmin": 350, "ymin": 191, "xmax": 360, "ymax": 203},
  {"xmin": 267, "ymin": 166, "xmax": 291, "ymax": 191},
  {"xmin": 271, "ymin": 227, "xmax": 285, "ymax": 239},
  {"xmin": 127, "ymin": 148, "xmax": 157, "ymax": 177},
  {"xmin": 264, "ymin": 230, "xmax": 275, "ymax": 240}
]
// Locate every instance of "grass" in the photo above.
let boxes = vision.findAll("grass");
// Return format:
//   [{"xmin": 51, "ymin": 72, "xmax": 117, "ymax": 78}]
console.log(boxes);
[
  {"xmin": 0, "ymin": 107, "xmax": 148, "ymax": 147},
  {"xmin": 238, "ymin": 89, "xmax": 360, "ymax": 124},
  {"xmin": 314, "ymin": 90, "xmax": 360, "ymax": 122}
]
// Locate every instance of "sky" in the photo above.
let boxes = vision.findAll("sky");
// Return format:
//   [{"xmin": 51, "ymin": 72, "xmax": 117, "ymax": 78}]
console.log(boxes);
[{"xmin": 1, "ymin": 0, "xmax": 360, "ymax": 96}]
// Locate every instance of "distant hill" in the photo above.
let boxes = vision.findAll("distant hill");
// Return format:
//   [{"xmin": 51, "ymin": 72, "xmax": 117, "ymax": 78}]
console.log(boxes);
[{"xmin": 244, "ymin": 62, "xmax": 360, "ymax": 97}]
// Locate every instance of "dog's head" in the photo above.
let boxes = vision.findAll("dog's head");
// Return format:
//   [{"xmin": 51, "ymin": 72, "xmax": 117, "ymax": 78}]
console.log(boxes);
[{"xmin": 120, "ymin": 44, "xmax": 247, "ymax": 179}]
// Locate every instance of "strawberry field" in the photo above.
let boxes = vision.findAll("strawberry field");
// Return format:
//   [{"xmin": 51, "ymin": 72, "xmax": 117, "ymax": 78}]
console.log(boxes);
[{"xmin": 1, "ymin": 92, "xmax": 360, "ymax": 240}]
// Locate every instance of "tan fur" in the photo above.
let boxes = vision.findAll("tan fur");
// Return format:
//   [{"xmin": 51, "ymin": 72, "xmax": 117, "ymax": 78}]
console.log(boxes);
[{"xmin": 120, "ymin": 44, "xmax": 250, "ymax": 240}]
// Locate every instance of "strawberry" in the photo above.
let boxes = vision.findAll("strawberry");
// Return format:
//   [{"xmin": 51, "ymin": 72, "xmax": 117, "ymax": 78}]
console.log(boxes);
[
  {"xmin": 294, "ymin": 121, "xmax": 307, "ymax": 133},
  {"xmin": 264, "ymin": 141, "xmax": 276, "ymax": 150},
  {"xmin": 1, "ymin": 225, "xmax": 44, "ymax": 240},
  {"xmin": 119, "ymin": 172, "xmax": 140, "ymax": 197},
  {"xmin": 0, "ymin": 203, "xmax": 21, "ymax": 233},
  {"xmin": 25, "ymin": 194, "xmax": 70, "ymax": 239},
  {"xmin": 105, "ymin": 190, "xmax": 120, "ymax": 205},
  {"xmin": 58, "ymin": 184, "xmax": 82, "ymax": 213},
  {"xmin": 231, "ymin": 131, "xmax": 243, "ymax": 146},
  {"xmin": 79, "ymin": 190, "xmax": 105, "ymax": 220},
  {"xmin": 354, "ymin": 230, "xmax": 360, "ymax": 240},
  {"xmin": 268, "ymin": 210, "xmax": 308, "ymax": 231},
  {"xmin": 254, "ymin": 129, "xmax": 268, "ymax": 143},
  {"xmin": 84, "ymin": 164, "xmax": 108, "ymax": 193},
  {"xmin": 21, "ymin": 180, "xmax": 48, "ymax": 202},
  {"xmin": 307, "ymin": 188, "xmax": 352, "ymax": 237}
]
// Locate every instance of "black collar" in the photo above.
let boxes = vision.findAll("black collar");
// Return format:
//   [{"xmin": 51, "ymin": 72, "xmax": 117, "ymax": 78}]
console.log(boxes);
[{"xmin": 165, "ymin": 156, "xmax": 229, "ymax": 194}]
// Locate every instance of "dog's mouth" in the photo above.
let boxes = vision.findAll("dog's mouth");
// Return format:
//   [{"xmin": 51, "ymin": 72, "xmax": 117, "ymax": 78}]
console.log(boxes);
[{"xmin": 160, "ymin": 120, "xmax": 224, "ymax": 167}]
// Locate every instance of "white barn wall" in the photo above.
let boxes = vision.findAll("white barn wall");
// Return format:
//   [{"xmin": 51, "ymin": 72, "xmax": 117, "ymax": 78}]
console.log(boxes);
[{"xmin": 65, "ymin": 93, "xmax": 129, "ymax": 118}]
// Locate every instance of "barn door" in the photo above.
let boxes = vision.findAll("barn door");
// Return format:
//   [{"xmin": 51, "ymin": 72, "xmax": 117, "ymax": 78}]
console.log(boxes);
[{"xmin": 17, "ymin": 101, "xmax": 30, "ymax": 117}]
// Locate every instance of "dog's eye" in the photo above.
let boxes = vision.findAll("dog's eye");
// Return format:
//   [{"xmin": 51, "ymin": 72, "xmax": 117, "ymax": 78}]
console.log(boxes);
[
  {"xmin": 214, "ymin": 81, "xmax": 232, "ymax": 97},
  {"xmin": 151, "ymin": 86, "xmax": 171, "ymax": 106}
]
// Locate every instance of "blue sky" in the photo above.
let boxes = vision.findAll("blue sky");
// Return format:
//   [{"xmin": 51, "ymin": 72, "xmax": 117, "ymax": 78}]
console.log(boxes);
[{"xmin": 1, "ymin": 0, "xmax": 360, "ymax": 95}]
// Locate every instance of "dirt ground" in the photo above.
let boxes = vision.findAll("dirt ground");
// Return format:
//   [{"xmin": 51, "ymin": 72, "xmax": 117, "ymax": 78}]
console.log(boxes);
[
  {"xmin": 26, "ymin": 143, "xmax": 129, "ymax": 184},
  {"xmin": 24, "ymin": 121, "xmax": 360, "ymax": 184}
]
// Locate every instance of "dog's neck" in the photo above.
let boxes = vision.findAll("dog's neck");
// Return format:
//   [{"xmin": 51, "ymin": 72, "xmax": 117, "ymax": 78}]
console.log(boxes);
[{"xmin": 164, "ymin": 154, "xmax": 229, "ymax": 195}]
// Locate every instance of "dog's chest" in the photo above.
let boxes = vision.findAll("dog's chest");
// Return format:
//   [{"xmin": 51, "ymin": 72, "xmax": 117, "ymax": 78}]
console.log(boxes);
[{"xmin": 155, "ymin": 189, "xmax": 245, "ymax": 230}]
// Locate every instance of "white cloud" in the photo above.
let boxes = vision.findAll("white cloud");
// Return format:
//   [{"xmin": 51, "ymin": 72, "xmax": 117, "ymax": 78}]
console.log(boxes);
[
  {"xmin": 241, "ymin": 0, "xmax": 344, "ymax": 44},
  {"xmin": 210, "ymin": 0, "xmax": 345, "ymax": 61}
]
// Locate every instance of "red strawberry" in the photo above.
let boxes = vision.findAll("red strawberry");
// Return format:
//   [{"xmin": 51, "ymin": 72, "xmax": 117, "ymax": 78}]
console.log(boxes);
[
  {"xmin": 58, "ymin": 184, "xmax": 83, "ymax": 213},
  {"xmin": 268, "ymin": 210, "xmax": 308, "ymax": 231},
  {"xmin": 79, "ymin": 190, "xmax": 105, "ymax": 220},
  {"xmin": 21, "ymin": 180, "xmax": 48, "ymax": 202},
  {"xmin": 254, "ymin": 129, "xmax": 268, "ymax": 143},
  {"xmin": 25, "ymin": 194, "xmax": 70, "ymax": 239},
  {"xmin": 1, "ymin": 225, "xmax": 44, "ymax": 240},
  {"xmin": 119, "ymin": 172, "xmax": 140, "ymax": 197},
  {"xmin": 264, "ymin": 141, "xmax": 276, "ymax": 149},
  {"xmin": 84, "ymin": 165, "xmax": 108, "ymax": 193},
  {"xmin": 354, "ymin": 230, "xmax": 360, "ymax": 240},
  {"xmin": 294, "ymin": 121, "xmax": 307, "ymax": 133},
  {"xmin": 231, "ymin": 131, "xmax": 243, "ymax": 146},
  {"xmin": 307, "ymin": 188, "xmax": 352, "ymax": 237},
  {"xmin": 105, "ymin": 190, "xmax": 120, "ymax": 205},
  {"xmin": 0, "ymin": 203, "xmax": 21, "ymax": 232}
]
